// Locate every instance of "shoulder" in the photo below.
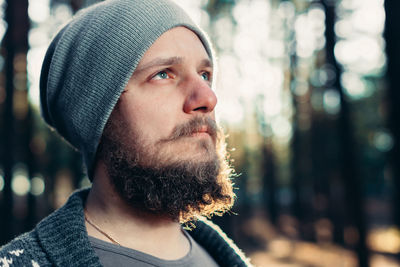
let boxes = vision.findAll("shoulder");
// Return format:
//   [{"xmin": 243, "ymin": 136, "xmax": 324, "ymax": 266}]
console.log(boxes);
[
  {"xmin": 188, "ymin": 218, "xmax": 253, "ymax": 267},
  {"xmin": 0, "ymin": 230, "xmax": 49, "ymax": 267},
  {"xmin": 0, "ymin": 189, "xmax": 98, "ymax": 267}
]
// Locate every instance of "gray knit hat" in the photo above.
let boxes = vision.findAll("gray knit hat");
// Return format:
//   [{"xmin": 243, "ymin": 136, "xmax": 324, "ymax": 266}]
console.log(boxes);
[{"xmin": 40, "ymin": 0, "xmax": 214, "ymax": 179}]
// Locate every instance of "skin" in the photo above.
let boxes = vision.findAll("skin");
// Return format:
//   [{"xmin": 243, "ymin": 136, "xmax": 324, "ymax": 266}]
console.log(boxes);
[{"xmin": 85, "ymin": 27, "xmax": 218, "ymax": 260}]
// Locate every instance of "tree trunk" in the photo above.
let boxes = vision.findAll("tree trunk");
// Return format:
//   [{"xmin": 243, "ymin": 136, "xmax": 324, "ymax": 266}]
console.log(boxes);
[{"xmin": 323, "ymin": 1, "xmax": 369, "ymax": 266}]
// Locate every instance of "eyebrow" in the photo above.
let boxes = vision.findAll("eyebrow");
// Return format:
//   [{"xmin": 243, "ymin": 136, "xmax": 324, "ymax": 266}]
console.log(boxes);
[
  {"xmin": 200, "ymin": 58, "xmax": 213, "ymax": 69},
  {"xmin": 133, "ymin": 56, "xmax": 213, "ymax": 76}
]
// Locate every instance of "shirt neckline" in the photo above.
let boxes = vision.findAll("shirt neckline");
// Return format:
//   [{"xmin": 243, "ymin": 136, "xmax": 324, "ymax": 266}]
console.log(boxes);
[{"xmin": 88, "ymin": 228, "xmax": 194, "ymax": 266}]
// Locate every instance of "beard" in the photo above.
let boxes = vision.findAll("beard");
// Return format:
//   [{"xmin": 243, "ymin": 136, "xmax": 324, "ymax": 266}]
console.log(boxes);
[{"xmin": 96, "ymin": 114, "xmax": 235, "ymax": 223}]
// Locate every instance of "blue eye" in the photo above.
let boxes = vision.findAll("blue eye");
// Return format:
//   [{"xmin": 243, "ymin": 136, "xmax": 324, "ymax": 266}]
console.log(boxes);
[
  {"xmin": 201, "ymin": 72, "xmax": 211, "ymax": 81},
  {"xmin": 152, "ymin": 71, "xmax": 170, "ymax": 80}
]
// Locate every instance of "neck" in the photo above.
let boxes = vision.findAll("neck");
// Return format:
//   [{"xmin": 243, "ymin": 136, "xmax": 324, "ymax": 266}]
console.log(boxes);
[{"xmin": 84, "ymin": 161, "xmax": 190, "ymax": 260}]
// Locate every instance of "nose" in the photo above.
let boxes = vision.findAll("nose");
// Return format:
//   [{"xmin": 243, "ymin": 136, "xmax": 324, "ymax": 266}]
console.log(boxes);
[{"xmin": 183, "ymin": 75, "xmax": 217, "ymax": 114}]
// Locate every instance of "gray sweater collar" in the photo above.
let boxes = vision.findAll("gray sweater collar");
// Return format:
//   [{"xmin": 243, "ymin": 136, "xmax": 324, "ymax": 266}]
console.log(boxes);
[
  {"xmin": 36, "ymin": 189, "xmax": 101, "ymax": 266},
  {"xmin": 35, "ymin": 188, "xmax": 250, "ymax": 267}
]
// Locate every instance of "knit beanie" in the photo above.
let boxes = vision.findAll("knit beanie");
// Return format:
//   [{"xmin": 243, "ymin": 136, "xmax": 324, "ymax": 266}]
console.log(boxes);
[{"xmin": 40, "ymin": 0, "xmax": 214, "ymax": 179}]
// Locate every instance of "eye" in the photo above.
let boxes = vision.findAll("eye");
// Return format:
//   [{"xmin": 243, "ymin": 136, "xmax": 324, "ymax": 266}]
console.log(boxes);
[
  {"xmin": 152, "ymin": 70, "xmax": 174, "ymax": 80},
  {"xmin": 200, "ymin": 71, "xmax": 211, "ymax": 81}
]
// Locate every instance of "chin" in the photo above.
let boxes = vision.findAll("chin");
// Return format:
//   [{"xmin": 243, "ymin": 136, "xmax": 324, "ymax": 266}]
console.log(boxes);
[
  {"xmin": 177, "ymin": 140, "xmax": 217, "ymax": 159},
  {"xmin": 162, "ymin": 138, "xmax": 215, "ymax": 156}
]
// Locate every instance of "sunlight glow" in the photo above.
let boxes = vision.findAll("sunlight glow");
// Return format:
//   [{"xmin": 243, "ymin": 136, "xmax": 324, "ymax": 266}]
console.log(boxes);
[
  {"xmin": 335, "ymin": 0, "xmax": 386, "ymax": 101},
  {"xmin": 27, "ymin": 47, "xmax": 47, "ymax": 108},
  {"xmin": 278, "ymin": 1, "xmax": 295, "ymax": 20},
  {"xmin": 174, "ymin": 0, "xmax": 208, "ymax": 26},
  {"xmin": 323, "ymin": 89, "xmax": 341, "ymax": 115},
  {"xmin": 264, "ymin": 98, "xmax": 283, "ymax": 118},
  {"xmin": 11, "ymin": 165, "xmax": 30, "ymax": 196},
  {"xmin": 215, "ymin": 17, "xmax": 235, "ymax": 51},
  {"xmin": 28, "ymin": 0, "xmax": 50, "ymax": 23},
  {"xmin": 368, "ymin": 227, "xmax": 400, "ymax": 254},
  {"xmin": 27, "ymin": 3, "xmax": 73, "ymax": 108},
  {"xmin": 0, "ymin": 170, "xmax": 4, "ymax": 192},
  {"xmin": 310, "ymin": 65, "xmax": 336, "ymax": 87},
  {"xmin": 31, "ymin": 176, "xmax": 45, "ymax": 196},
  {"xmin": 0, "ymin": 20, "xmax": 6, "ymax": 43},
  {"xmin": 373, "ymin": 130, "xmax": 394, "ymax": 152},
  {"xmin": 53, "ymin": 3, "xmax": 73, "ymax": 22},
  {"xmin": 341, "ymin": 72, "xmax": 373, "ymax": 100},
  {"xmin": 271, "ymin": 116, "xmax": 292, "ymax": 142},
  {"xmin": 351, "ymin": 5, "xmax": 385, "ymax": 35},
  {"xmin": 334, "ymin": 37, "xmax": 385, "ymax": 75},
  {"xmin": 217, "ymin": 0, "xmax": 287, "ymax": 127},
  {"xmin": 216, "ymin": 97, "xmax": 245, "ymax": 126},
  {"xmin": 294, "ymin": 5, "xmax": 326, "ymax": 58},
  {"xmin": 0, "ymin": 0, "xmax": 7, "ymax": 44}
]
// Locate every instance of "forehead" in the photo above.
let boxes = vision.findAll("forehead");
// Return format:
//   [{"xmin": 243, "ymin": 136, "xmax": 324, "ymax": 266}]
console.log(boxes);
[{"xmin": 136, "ymin": 26, "xmax": 211, "ymax": 68}]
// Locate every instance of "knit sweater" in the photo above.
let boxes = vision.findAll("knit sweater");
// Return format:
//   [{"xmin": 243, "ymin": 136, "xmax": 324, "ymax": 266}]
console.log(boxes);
[{"xmin": 0, "ymin": 189, "xmax": 252, "ymax": 267}]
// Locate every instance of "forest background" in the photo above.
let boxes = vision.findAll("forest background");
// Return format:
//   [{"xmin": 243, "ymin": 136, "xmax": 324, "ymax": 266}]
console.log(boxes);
[{"xmin": 0, "ymin": 0, "xmax": 399, "ymax": 266}]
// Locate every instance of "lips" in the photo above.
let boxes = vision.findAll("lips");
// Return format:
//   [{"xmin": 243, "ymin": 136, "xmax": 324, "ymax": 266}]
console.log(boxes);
[{"xmin": 191, "ymin": 125, "xmax": 210, "ymax": 136}]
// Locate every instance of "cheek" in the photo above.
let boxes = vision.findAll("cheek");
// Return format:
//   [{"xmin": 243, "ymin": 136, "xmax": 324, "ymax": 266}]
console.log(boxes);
[{"xmin": 119, "ymin": 97, "xmax": 179, "ymax": 141}]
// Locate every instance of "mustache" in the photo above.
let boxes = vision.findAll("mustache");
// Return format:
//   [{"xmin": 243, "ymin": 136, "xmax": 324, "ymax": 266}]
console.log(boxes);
[{"xmin": 161, "ymin": 116, "xmax": 217, "ymax": 143}]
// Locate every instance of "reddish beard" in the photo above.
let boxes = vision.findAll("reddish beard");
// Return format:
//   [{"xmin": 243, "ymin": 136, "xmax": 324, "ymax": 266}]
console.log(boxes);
[{"xmin": 96, "ymin": 115, "xmax": 235, "ymax": 223}]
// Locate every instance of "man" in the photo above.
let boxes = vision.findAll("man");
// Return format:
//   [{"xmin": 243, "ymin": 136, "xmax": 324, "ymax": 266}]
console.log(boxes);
[{"xmin": 0, "ymin": 0, "xmax": 251, "ymax": 266}]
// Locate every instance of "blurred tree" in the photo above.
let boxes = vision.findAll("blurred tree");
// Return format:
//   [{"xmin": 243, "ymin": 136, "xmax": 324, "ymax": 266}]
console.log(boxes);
[
  {"xmin": 384, "ymin": 0, "xmax": 400, "ymax": 234},
  {"xmin": 322, "ymin": 0, "xmax": 369, "ymax": 266},
  {"xmin": 1, "ymin": 1, "xmax": 398, "ymax": 266},
  {"xmin": 0, "ymin": 0, "xmax": 29, "ymax": 244},
  {"xmin": 262, "ymin": 142, "xmax": 278, "ymax": 225}
]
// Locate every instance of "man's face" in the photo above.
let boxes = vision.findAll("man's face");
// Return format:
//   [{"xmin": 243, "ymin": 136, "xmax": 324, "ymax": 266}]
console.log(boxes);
[
  {"xmin": 117, "ymin": 26, "xmax": 217, "ymax": 165},
  {"xmin": 97, "ymin": 27, "xmax": 234, "ymax": 222}
]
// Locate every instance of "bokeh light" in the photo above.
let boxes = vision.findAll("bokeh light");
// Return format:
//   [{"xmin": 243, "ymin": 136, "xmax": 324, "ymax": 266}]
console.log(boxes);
[
  {"xmin": 30, "ymin": 176, "xmax": 45, "ymax": 196},
  {"xmin": 323, "ymin": 89, "xmax": 341, "ymax": 115},
  {"xmin": 2, "ymin": 0, "xmax": 397, "ymax": 266},
  {"xmin": 28, "ymin": 0, "xmax": 50, "ymax": 23},
  {"xmin": 373, "ymin": 130, "xmax": 394, "ymax": 152},
  {"xmin": 11, "ymin": 165, "xmax": 30, "ymax": 196},
  {"xmin": 0, "ymin": 169, "xmax": 4, "ymax": 192}
]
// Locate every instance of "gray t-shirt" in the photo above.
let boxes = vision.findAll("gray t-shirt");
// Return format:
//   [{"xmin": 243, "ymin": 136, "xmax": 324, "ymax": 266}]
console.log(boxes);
[{"xmin": 89, "ymin": 230, "xmax": 219, "ymax": 267}]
